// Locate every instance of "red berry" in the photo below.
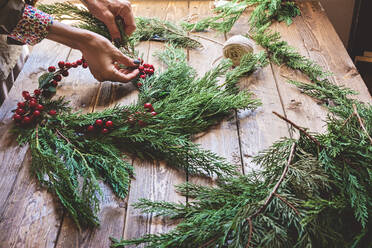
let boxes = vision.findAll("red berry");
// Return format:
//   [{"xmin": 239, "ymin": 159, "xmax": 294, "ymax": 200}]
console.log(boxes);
[
  {"xmin": 29, "ymin": 101, "xmax": 38, "ymax": 108},
  {"xmin": 54, "ymin": 74, "xmax": 62, "ymax": 81},
  {"xmin": 95, "ymin": 119, "xmax": 103, "ymax": 126},
  {"xmin": 105, "ymin": 120, "xmax": 113, "ymax": 128},
  {"xmin": 87, "ymin": 125, "xmax": 95, "ymax": 132},
  {"xmin": 101, "ymin": 128, "xmax": 109, "ymax": 134},
  {"xmin": 82, "ymin": 63, "xmax": 88, "ymax": 68},
  {"xmin": 22, "ymin": 116, "xmax": 31, "ymax": 124},
  {"xmin": 144, "ymin": 103, "xmax": 152, "ymax": 109},
  {"xmin": 16, "ymin": 108, "xmax": 25, "ymax": 115},
  {"xmin": 34, "ymin": 89, "xmax": 41, "ymax": 96},
  {"xmin": 137, "ymin": 82, "xmax": 143, "ymax": 87},
  {"xmin": 52, "ymin": 80, "xmax": 58, "ymax": 87},
  {"xmin": 13, "ymin": 114, "xmax": 22, "ymax": 121},
  {"xmin": 149, "ymin": 64, "xmax": 154, "ymax": 69},
  {"xmin": 139, "ymin": 66, "xmax": 144, "ymax": 70},
  {"xmin": 140, "ymin": 74, "xmax": 146, "ymax": 79},
  {"xmin": 36, "ymin": 104, "xmax": 44, "ymax": 111},
  {"xmin": 48, "ymin": 66, "xmax": 56, "ymax": 72},
  {"xmin": 62, "ymin": 70, "xmax": 69, "ymax": 77},
  {"xmin": 49, "ymin": 110, "xmax": 57, "ymax": 116},
  {"xmin": 72, "ymin": 62, "xmax": 78, "ymax": 68},
  {"xmin": 138, "ymin": 120, "xmax": 146, "ymax": 127},
  {"xmin": 33, "ymin": 110, "xmax": 41, "ymax": 117},
  {"xmin": 151, "ymin": 111, "xmax": 157, "ymax": 116},
  {"xmin": 65, "ymin": 62, "xmax": 72, "ymax": 69},
  {"xmin": 76, "ymin": 59, "xmax": 83, "ymax": 65},
  {"xmin": 148, "ymin": 69, "xmax": 154, "ymax": 75},
  {"xmin": 58, "ymin": 61, "xmax": 65, "ymax": 68},
  {"xmin": 22, "ymin": 91, "xmax": 29, "ymax": 98},
  {"xmin": 17, "ymin": 102, "xmax": 26, "ymax": 108},
  {"xmin": 143, "ymin": 64, "xmax": 150, "ymax": 68}
]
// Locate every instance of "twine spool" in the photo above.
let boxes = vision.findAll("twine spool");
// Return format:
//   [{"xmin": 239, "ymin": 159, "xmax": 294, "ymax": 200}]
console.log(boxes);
[{"xmin": 223, "ymin": 35, "xmax": 254, "ymax": 66}]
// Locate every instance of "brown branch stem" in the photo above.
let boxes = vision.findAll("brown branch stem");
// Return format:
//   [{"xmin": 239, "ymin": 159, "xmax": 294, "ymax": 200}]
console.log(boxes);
[
  {"xmin": 274, "ymin": 192, "xmax": 300, "ymax": 216},
  {"xmin": 272, "ymin": 111, "xmax": 321, "ymax": 147},
  {"xmin": 56, "ymin": 129, "xmax": 72, "ymax": 145},
  {"xmin": 342, "ymin": 112, "xmax": 355, "ymax": 127},
  {"xmin": 246, "ymin": 217, "xmax": 253, "ymax": 248},
  {"xmin": 245, "ymin": 143, "xmax": 296, "ymax": 247},
  {"xmin": 352, "ymin": 104, "xmax": 372, "ymax": 145}
]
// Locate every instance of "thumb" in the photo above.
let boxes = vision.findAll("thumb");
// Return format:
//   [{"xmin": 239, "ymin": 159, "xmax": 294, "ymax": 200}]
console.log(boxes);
[
  {"xmin": 109, "ymin": 67, "xmax": 139, "ymax": 83},
  {"xmin": 102, "ymin": 11, "xmax": 121, "ymax": 41}
]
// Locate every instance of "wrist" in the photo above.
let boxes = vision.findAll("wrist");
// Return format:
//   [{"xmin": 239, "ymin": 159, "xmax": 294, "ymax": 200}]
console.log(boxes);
[{"xmin": 47, "ymin": 21, "xmax": 94, "ymax": 50}]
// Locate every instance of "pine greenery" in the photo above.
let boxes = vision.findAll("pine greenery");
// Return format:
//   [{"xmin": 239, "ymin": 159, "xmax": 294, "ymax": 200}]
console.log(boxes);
[
  {"xmin": 112, "ymin": 9, "xmax": 372, "ymax": 248},
  {"xmin": 22, "ymin": 1, "xmax": 371, "ymax": 246},
  {"xmin": 38, "ymin": 2, "xmax": 201, "ymax": 49},
  {"xmin": 182, "ymin": 0, "xmax": 301, "ymax": 33},
  {"xmin": 13, "ymin": 46, "xmax": 262, "ymax": 229},
  {"xmin": 250, "ymin": 26, "xmax": 330, "ymax": 81},
  {"xmin": 112, "ymin": 76, "xmax": 372, "ymax": 248}
]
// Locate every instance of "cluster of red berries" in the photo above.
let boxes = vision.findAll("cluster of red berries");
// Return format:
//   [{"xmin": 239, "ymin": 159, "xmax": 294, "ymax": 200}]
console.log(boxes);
[
  {"xmin": 127, "ymin": 102, "xmax": 157, "ymax": 127},
  {"xmin": 136, "ymin": 61, "xmax": 155, "ymax": 88},
  {"xmin": 86, "ymin": 119, "xmax": 114, "ymax": 134},
  {"xmin": 13, "ymin": 90, "xmax": 57, "ymax": 125},
  {"xmin": 46, "ymin": 57, "xmax": 88, "ymax": 88}
]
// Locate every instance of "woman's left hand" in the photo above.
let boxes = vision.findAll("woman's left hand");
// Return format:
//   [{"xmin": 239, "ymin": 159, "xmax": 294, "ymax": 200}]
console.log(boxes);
[{"xmin": 82, "ymin": 0, "xmax": 136, "ymax": 41}]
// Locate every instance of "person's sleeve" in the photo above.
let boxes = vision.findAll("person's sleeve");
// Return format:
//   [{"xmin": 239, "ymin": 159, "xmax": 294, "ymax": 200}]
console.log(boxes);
[{"xmin": 6, "ymin": 4, "xmax": 53, "ymax": 45}]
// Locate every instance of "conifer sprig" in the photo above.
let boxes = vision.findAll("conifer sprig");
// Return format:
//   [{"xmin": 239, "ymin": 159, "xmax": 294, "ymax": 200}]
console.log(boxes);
[
  {"xmin": 112, "ymin": 17, "xmax": 372, "ymax": 248},
  {"xmin": 182, "ymin": 0, "xmax": 301, "ymax": 33},
  {"xmin": 250, "ymin": 26, "xmax": 330, "ymax": 81},
  {"xmin": 113, "ymin": 94, "xmax": 372, "ymax": 246},
  {"xmin": 38, "ymin": 2, "xmax": 201, "ymax": 49}
]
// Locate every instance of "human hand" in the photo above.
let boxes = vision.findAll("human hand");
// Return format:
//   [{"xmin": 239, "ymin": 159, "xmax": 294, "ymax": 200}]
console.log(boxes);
[
  {"xmin": 82, "ymin": 0, "xmax": 136, "ymax": 41},
  {"xmin": 80, "ymin": 31, "xmax": 139, "ymax": 82},
  {"xmin": 47, "ymin": 21, "xmax": 139, "ymax": 83}
]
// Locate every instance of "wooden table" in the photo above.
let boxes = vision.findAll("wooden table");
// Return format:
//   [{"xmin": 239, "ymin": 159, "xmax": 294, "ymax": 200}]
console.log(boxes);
[{"xmin": 0, "ymin": 1, "xmax": 371, "ymax": 247}]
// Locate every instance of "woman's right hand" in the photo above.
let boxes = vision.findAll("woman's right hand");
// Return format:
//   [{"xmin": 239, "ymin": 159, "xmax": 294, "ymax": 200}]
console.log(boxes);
[{"xmin": 47, "ymin": 21, "xmax": 139, "ymax": 83}]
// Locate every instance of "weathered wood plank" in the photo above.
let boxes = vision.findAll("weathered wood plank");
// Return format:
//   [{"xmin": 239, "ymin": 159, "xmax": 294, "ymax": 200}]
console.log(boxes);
[
  {"xmin": 0, "ymin": 40, "xmax": 71, "ymax": 248},
  {"xmin": 229, "ymin": 10, "xmax": 290, "ymax": 173},
  {"xmin": 269, "ymin": 16, "xmax": 329, "ymax": 135},
  {"xmin": 123, "ymin": 1, "xmax": 187, "ymax": 244},
  {"xmin": 295, "ymin": 1, "xmax": 371, "ymax": 103}
]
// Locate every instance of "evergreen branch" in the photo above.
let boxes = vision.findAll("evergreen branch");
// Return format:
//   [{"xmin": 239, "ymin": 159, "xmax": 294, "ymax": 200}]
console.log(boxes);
[
  {"xmin": 38, "ymin": 2, "xmax": 201, "ymax": 49},
  {"xmin": 182, "ymin": 0, "xmax": 301, "ymax": 34},
  {"xmin": 273, "ymin": 192, "xmax": 300, "ymax": 216},
  {"xmin": 248, "ymin": 142, "xmax": 296, "ymax": 220},
  {"xmin": 353, "ymin": 104, "xmax": 372, "ymax": 145},
  {"xmin": 251, "ymin": 27, "xmax": 330, "ymax": 81}
]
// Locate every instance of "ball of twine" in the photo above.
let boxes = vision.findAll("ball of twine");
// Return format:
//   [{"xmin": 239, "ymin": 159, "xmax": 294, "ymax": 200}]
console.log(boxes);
[{"xmin": 223, "ymin": 35, "xmax": 255, "ymax": 66}]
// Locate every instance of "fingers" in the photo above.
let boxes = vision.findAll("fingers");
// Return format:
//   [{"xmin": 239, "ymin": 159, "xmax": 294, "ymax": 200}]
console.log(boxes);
[
  {"xmin": 114, "ymin": 51, "xmax": 137, "ymax": 67},
  {"xmin": 102, "ymin": 11, "xmax": 121, "ymax": 40},
  {"xmin": 110, "ymin": 67, "xmax": 140, "ymax": 83},
  {"xmin": 117, "ymin": 1, "xmax": 136, "ymax": 36}
]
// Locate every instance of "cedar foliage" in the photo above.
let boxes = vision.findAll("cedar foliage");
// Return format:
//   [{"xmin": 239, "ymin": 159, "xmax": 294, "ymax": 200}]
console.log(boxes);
[
  {"xmin": 112, "ymin": 12, "xmax": 372, "ymax": 248},
  {"xmin": 38, "ymin": 2, "xmax": 201, "ymax": 49},
  {"xmin": 13, "ymin": 46, "xmax": 262, "ymax": 229},
  {"xmin": 112, "ymin": 57, "xmax": 372, "ymax": 248},
  {"xmin": 182, "ymin": 0, "xmax": 301, "ymax": 33}
]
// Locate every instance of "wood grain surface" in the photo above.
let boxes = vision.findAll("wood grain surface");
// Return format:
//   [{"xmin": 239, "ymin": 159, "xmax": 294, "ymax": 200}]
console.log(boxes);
[{"xmin": 0, "ymin": 1, "xmax": 370, "ymax": 248}]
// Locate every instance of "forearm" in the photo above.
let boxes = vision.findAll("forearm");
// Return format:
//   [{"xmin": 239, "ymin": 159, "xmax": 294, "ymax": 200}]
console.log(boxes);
[{"xmin": 46, "ymin": 21, "xmax": 93, "ymax": 51}]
